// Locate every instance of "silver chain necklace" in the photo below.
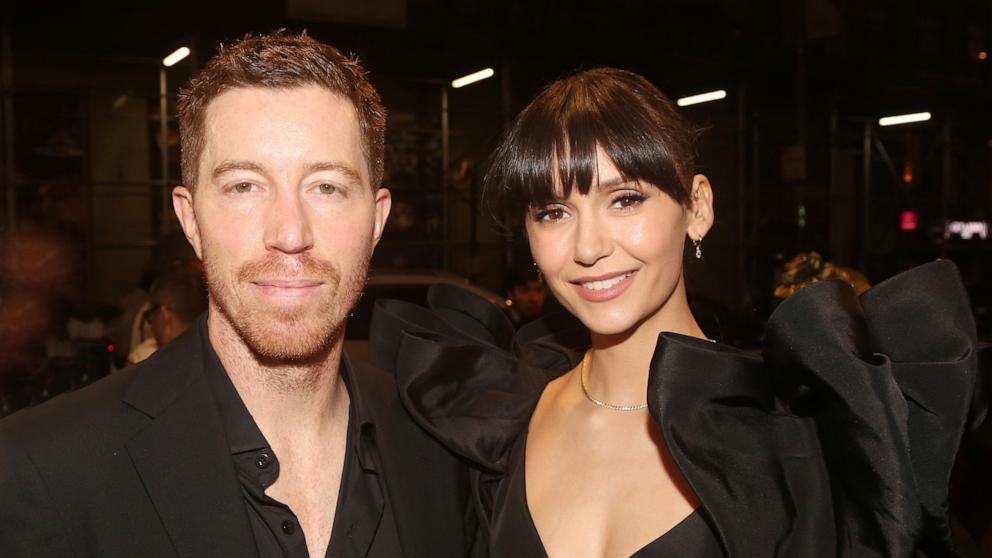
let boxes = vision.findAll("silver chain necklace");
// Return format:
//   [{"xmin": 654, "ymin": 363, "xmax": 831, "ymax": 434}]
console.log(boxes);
[{"xmin": 578, "ymin": 350, "xmax": 648, "ymax": 412}]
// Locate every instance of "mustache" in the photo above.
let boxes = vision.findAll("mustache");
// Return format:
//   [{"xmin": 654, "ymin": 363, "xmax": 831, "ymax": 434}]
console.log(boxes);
[{"xmin": 236, "ymin": 253, "xmax": 340, "ymax": 283}]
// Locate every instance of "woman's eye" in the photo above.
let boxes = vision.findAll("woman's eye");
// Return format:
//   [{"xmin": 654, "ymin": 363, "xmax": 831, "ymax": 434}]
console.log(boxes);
[
  {"xmin": 611, "ymin": 193, "xmax": 645, "ymax": 210},
  {"xmin": 534, "ymin": 206, "xmax": 568, "ymax": 222}
]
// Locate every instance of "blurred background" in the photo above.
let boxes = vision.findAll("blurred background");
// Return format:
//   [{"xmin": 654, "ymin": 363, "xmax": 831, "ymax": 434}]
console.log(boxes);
[
  {"xmin": 1, "ymin": 1, "xmax": 990, "ymax": 369},
  {"xmin": 1, "ymin": 0, "xmax": 992, "ymax": 550}
]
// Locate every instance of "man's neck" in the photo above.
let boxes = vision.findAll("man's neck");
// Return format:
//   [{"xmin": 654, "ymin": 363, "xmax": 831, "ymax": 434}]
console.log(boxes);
[
  {"xmin": 206, "ymin": 310, "xmax": 350, "ymax": 452},
  {"xmin": 206, "ymin": 310, "xmax": 351, "ymax": 558}
]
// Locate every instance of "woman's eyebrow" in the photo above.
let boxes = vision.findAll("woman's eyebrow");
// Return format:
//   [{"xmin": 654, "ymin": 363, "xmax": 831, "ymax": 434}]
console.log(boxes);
[{"xmin": 594, "ymin": 177, "xmax": 637, "ymax": 190}]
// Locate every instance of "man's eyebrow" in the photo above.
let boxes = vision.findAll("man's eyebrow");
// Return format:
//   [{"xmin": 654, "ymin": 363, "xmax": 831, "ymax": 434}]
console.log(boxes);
[
  {"xmin": 304, "ymin": 161, "xmax": 364, "ymax": 185},
  {"xmin": 210, "ymin": 160, "xmax": 365, "ymax": 186},
  {"xmin": 211, "ymin": 160, "xmax": 266, "ymax": 180}
]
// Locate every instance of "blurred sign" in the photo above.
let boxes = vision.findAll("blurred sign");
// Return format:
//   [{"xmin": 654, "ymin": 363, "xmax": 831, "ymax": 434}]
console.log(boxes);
[
  {"xmin": 944, "ymin": 220, "xmax": 989, "ymax": 240},
  {"xmin": 287, "ymin": 0, "xmax": 406, "ymax": 29},
  {"xmin": 900, "ymin": 210, "xmax": 918, "ymax": 231}
]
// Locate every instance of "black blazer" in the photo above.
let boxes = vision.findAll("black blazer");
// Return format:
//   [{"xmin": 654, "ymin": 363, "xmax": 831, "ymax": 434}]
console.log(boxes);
[{"xmin": 0, "ymin": 318, "xmax": 472, "ymax": 557}]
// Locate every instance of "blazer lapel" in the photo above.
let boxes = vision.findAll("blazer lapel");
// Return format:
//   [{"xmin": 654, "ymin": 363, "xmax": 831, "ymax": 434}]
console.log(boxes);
[{"xmin": 122, "ymin": 319, "xmax": 258, "ymax": 558}]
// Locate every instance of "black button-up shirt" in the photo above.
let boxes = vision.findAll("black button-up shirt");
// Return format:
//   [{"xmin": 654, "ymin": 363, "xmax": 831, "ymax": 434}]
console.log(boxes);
[{"xmin": 202, "ymin": 340, "xmax": 397, "ymax": 557}]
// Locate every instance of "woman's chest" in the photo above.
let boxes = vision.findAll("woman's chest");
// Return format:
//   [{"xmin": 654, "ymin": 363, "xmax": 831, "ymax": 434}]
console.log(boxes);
[{"xmin": 520, "ymin": 418, "xmax": 699, "ymax": 557}]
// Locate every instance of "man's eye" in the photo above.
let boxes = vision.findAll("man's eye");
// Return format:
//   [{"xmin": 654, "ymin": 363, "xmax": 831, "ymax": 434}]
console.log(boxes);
[
  {"xmin": 232, "ymin": 182, "xmax": 254, "ymax": 193},
  {"xmin": 318, "ymin": 183, "xmax": 338, "ymax": 195}
]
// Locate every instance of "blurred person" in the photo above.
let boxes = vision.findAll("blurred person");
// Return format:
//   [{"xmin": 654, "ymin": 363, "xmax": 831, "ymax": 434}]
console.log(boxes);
[
  {"xmin": 504, "ymin": 261, "xmax": 547, "ymax": 325},
  {"xmin": 0, "ymin": 31, "xmax": 471, "ymax": 557},
  {"xmin": 372, "ymin": 67, "xmax": 990, "ymax": 556},
  {"xmin": 108, "ymin": 230, "xmax": 202, "ymax": 362},
  {"xmin": 0, "ymin": 226, "xmax": 78, "ymax": 378},
  {"xmin": 126, "ymin": 267, "xmax": 208, "ymax": 365}
]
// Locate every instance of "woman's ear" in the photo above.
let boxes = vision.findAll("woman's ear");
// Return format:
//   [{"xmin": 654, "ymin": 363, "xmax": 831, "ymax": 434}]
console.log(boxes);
[{"xmin": 687, "ymin": 174, "xmax": 715, "ymax": 242}]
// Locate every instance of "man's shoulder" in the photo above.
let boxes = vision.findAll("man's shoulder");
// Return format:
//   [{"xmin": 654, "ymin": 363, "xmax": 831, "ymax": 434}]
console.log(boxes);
[
  {"xmin": 349, "ymin": 360, "xmax": 475, "ymax": 555},
  {"xmin": 0, "ymin": 367, "xmax": 141, "ymax": 450},
  {"xmin": 0, "ymin": 339, "xmax": 194, "ymax": 457},
  {"xmin": 349, "ymin": 360, "xmax": 448, "ymax": 452},
  {"xmin": 349, "ymin": 359, "xmax": 398, "ymax": 403},
  {"xmin": 348, "ymin": 360, "xmax": 409, "ymax": 431}
]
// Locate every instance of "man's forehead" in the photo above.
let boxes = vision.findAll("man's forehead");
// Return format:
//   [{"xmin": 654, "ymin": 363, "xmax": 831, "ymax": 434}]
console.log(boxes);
[
  {"xmin": 198, "ymin": 85, "xmax": 368, "ymax": 181},
  {"xmin": 203, "ymin": 84, "xmax": 358, "ymax": 125}
]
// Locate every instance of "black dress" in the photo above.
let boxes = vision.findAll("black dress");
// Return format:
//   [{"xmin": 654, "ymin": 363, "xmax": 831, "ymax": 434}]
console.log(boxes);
[
  {"xmin": 370, "ymin": 260, "xmax": 990, "ymax": 557},
  {"xmin": 487, "ymin": 427, "xmax": 724, "ymax": 557}
]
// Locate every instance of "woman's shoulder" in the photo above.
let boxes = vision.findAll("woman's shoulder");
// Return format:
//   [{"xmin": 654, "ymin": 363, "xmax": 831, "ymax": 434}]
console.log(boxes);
[{"xmin": 651, "ymin": 260, "xmax": 990, "ymax": 556}]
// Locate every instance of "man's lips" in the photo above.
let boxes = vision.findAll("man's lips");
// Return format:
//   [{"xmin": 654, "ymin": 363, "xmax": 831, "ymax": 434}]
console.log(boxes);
[
  {"xmin": 252, "ymin": 279, "xmax": 324, "ymax": 288},
  {"xmin": 250, "ymin": 279, "xmax": 325, "ymax": 297}
]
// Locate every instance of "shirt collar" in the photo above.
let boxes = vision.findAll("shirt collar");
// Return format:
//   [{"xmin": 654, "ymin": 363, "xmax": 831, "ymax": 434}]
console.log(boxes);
[
  {"xmin": 198, "ymin": 317, "xmax": 379, "ymax": 473},
  {"xmin": 337, "ymin": 351, "xmax": 380, "ymax": 474}
]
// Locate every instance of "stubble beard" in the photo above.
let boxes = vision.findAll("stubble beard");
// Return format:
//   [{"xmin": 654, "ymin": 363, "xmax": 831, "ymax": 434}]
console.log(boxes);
[{"xmin": 205, "ymin": 248, "xmax": 370, "ymax": 367}]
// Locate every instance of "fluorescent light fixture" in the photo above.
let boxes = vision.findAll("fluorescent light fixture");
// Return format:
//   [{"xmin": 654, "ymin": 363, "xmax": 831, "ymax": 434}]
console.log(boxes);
[
  {"xmin": 451, "ymin": 68, "xmax": 494, "ymax": 89},
  {"xmin": 163, "ymin": 46, "xmax": 191, "ymax": 67},
  {"xmin": 676, "ymin": 90, "xmax": 727, "ymax": 107},
  {"xmin": 878, "ymin": 112, "xmax": 931, "ymax": 127}
]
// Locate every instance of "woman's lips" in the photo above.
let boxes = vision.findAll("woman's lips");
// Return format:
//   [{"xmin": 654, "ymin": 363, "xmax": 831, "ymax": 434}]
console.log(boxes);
[{"xmin": 570, "ymin": 271, "xmax": 637, "ymax": 302}]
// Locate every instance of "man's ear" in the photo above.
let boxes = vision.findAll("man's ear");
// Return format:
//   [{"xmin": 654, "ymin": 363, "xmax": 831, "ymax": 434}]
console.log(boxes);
[
  {"xmin": 172, "ymin": 186, "xmax": 203, "ymax": 259},
  {"xmin": 687, "ymin": 174, "xmax": 715, "ymax": 242},
  {"xmin": 371, "ymin": 187, "xmax": 392, "ymax": 247}
]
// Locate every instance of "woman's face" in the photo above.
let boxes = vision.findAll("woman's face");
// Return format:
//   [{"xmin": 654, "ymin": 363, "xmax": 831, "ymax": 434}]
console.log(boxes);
[{"xmin": 525, "ymin": 147, "xmax": 713, "ymax": 336}]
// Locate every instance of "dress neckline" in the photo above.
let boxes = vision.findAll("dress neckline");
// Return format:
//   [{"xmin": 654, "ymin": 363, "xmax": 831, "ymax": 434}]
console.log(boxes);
[{"xmin": 518, "ymin": 424, "xmax": 703, "ymax": 557}]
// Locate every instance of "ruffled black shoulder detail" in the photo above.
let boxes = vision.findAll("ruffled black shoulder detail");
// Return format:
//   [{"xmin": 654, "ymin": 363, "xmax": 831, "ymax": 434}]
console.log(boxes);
[
  {"xmin": 369, "ymin": 284, "xmax": 581, "ymax": 471},
  {"xmin": 649, "ymin": 260, "xmax": 985, "ymax": 556},
  {"xmin": 371, "ymin": 261, "xmax": 990, "ymax": 557}
]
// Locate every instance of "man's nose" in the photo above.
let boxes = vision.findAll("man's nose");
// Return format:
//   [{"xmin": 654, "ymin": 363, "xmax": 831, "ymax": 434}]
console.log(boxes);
[{"xmin": 263, "ymin": 189, "xmax": 314, "ymax": 255}]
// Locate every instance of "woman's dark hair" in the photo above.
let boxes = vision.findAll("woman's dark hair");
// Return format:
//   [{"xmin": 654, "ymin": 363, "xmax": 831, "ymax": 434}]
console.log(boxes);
[{"xmin": 484, "ymin": 67, "xmax": 699, "ymax": 230}]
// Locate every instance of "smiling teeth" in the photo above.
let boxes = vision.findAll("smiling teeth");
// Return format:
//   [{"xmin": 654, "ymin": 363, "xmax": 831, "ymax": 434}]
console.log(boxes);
[{"xmin": 581, "ymin": 273, "xmax": 632, "ymax": 291}]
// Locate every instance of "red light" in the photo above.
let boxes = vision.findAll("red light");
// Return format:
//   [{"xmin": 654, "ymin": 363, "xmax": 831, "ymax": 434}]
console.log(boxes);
[
  {"xmin": 107, "ymin": 344, "xmax": 115, "ymax": 352},
  {"xmin": 900, "ymin": 210, "xmax": 918, "ymax": 231}
]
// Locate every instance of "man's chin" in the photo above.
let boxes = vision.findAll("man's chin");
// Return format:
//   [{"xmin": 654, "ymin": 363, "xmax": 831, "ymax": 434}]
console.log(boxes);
[
  {"xmin": 244, "ymin": 326, "xmax": 340, "ymax": 362},
  {"xmin": 232, "ymin": 311, "xmax": 344, "ymax": 363}
]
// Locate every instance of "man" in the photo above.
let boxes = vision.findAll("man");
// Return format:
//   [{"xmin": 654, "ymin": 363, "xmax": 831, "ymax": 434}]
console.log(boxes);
[
  {"xmin": 0, "ymin": 32, "xmax": 471, "ymax": 557},
  {"xmin": 128, "ymin": 266, "xmax": 208, "ymax": 364},
  {"xmin": 504, "ymin": 262, "xmax": 547, "ymax": 326}
]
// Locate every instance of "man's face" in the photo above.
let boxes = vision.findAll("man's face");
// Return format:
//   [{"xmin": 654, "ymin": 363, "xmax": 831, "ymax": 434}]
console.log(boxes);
[
  {"xmin": 510, "ymin": 280, "xmax": 546, "ymax": 320},
  {"xmin": 173, "ymin": 85, "xmax": 391, "ymax": 361}
]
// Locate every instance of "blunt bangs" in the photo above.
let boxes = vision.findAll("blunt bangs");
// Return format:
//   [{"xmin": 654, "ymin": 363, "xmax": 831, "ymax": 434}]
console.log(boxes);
[{"xmin": 484, "ymin": 67, "xmax": 698, "ymax": 231}]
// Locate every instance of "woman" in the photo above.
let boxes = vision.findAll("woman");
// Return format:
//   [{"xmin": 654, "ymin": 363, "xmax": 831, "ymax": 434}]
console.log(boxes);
[{"xmin": 371, "ymin": 68, "xmax": 988, "ymax": 557}]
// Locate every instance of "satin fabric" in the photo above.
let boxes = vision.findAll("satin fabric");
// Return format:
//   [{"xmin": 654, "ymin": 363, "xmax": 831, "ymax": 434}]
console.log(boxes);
[{"xmin": 370, "ymin": 260, "xmax": 990, "ymax": 557}]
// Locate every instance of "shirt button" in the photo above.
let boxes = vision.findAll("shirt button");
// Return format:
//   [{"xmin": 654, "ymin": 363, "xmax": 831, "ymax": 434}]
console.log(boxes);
[
  {"xmin": 255, "ymin": 452, "xmax": 272, "ymax": 469},
  {"xmin": 281, "ymin": 520, "xmax": 296, "ymax": 535}
]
